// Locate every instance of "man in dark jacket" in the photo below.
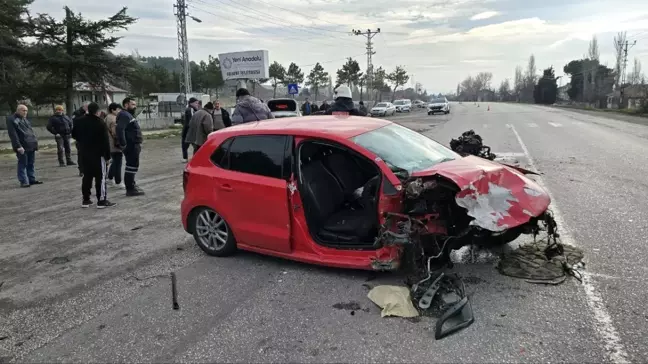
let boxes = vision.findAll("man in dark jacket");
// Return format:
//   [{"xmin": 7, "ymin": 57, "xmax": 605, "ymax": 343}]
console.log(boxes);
[
  {"xmin": 213, "ymin": 100, "xmax": 232, "ymax": 127},
  {"xmin": 182, "ymin": 97, "xmax": 201, "ymax": 162},
  {"xmin": 325, "ymin": 85, "xmax": 366, "ymax": 116},
  {"xmin": 47, "ymin": 105, "xmax": 75, "ymax": 167},
  {"xmin": 6, "ymin": 104, "xmax": 43, "ymax": 188},
  {"xmin": 301, "ymin": 98, "xmax": 312, "ymax": 115},
  {"xmin": 71, "ymin": 101, "xmax": 90, "ymax": 176},
  {"xmin": 72, "ymin": 102, "xmax": 115, "ymax": 208},
  {"xmin": 116, "ymin": 97, "xmax": 145, "ymax": 196}
]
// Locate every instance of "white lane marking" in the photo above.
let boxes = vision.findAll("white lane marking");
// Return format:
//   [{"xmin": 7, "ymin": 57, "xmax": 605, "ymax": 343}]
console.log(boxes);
[
  {"xmin": 527, "ymin": 122, "xmax": 538, "ymax": 127},
  {"xmin": 493, "ymin": 152, "xmax": 526, "ymax": 157},
  {"xmin": 506, "ymin": 123, "xmax": 629, "ymax": 364},
  {"xmin": 548, "ymin": 122, "xmax": 563, "ymax": 127}
]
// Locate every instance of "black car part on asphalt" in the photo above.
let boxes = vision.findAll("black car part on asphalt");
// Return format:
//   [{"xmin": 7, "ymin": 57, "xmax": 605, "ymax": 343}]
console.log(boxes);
[{"xmin": 449, "ymin": 130, "xmax": 496, "ymax": 160}]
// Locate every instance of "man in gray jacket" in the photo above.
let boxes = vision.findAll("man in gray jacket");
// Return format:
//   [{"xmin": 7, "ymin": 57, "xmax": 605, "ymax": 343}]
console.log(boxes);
[
  {"xmin": 185, "ymin": 102, "xmax": 225, "ymax": 155},
  {"xmin": 6, "ymin": 104, "xmax": 43, "ymax": 188},
  {"xmin": 231, "ymin": 88, "xmax": 274, "ymax": 125}
]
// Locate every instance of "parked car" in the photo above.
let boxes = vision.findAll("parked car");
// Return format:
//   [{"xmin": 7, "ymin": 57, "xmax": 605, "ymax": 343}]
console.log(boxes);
[
  {"xmin": 370, "ymin": 102, "xmax": 396, "ymax": 116},
  {"xmin": 267, "ymin": 98, "xmax": 301, "ymax": 118},
  {"xmin": 181, "ymin": 115, "xmax": 552, "ymax": 271},
  {"xmin": 428, "ymin": 97, "xmax": 450, "ymax": 115},
  {"xmin": 393, "ymin": 99, "xmax": 412, "ymax": 113},
  {"xmin": 413, "ymin": 100, "xmax": 427, "ymax": 108}
]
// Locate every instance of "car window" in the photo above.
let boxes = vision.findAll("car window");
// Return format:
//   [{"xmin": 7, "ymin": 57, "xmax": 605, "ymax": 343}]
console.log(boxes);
[
  {"xmin": 227, "ymin": 135, "xmax": 289, "ymax": 179},
  {"xmin": 352, "ymin": 123, "xmax": 460, "ymax": 173},
  {"xmin": 375, "ymin": 103, "xmax": 388, "ymax": 107},
  {"xmin": 431, "ymin": 98, "xmax": 447, "ymax": 103},
  {"xmin": 210, "ymin": 138, "xmax": 233, "ymax": 167}
]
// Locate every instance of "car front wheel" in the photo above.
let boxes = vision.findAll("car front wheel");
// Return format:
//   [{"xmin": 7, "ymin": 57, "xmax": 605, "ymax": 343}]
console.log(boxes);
[{"xmin": 192, "ymin": 207, "xmax": 237, "ymax": 256}]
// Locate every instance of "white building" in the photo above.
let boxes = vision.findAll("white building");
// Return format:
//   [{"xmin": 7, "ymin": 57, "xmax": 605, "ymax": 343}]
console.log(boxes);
[{"xmin": 72, "ymin": 82, "xmax": 128, "ymax": 110}]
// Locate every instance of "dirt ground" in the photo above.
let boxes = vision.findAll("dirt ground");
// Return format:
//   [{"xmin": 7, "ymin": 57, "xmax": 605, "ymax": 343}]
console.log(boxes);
[{"xmin": 0, "ymin": 136, "xmax": 191, "ymax": 308}]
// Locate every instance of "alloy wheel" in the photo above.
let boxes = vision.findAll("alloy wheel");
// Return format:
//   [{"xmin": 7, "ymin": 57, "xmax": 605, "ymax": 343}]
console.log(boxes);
[{"xmin": 195, "ymin": 209, "xmax": 229, "ymax": 251}]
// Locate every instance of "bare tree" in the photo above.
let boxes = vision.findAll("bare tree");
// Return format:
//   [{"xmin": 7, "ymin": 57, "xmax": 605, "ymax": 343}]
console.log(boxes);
[
  {"xmin": 521, "ymin": 55, "xmax": 537, "ymax": 102},
  {"xmin": 514, "ymin": 66, "xmax": 523, "ymax": 101},
  {"xmin": 498, "ymin": 78, "xmax": 511, "ymax": 101},
  {"xmin": 613, "ymin": 31, "xmax": 627, "ymax": 89},
  {"xmin": 628, "ymin": 58, "xmax": 642, "ymax": 84},
  {"xmin": 587, "ymin": 35, "xmax": 600, "ymax": 61}
]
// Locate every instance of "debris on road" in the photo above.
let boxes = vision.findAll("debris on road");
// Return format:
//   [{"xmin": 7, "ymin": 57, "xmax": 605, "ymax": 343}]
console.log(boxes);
[
  {"xmin": 449, "ymin": 130, "xmax": 496, "ymax": 160},
  {"xmin": 367, "ymin": 285, "xmax": 419, "ymax": 318},
  {"xmin": 171, "ymin": 272, "xmax": 179, "ymax": 310}
]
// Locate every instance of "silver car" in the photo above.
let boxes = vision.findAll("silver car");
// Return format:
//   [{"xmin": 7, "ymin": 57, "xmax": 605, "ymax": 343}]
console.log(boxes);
[
  {"xmin": 427, "ymin": 97, "xmax": 450, "ymax": 115},
  {"xmin": 370, "ymin": 102, "xmax": 396, "ymax": 117}
]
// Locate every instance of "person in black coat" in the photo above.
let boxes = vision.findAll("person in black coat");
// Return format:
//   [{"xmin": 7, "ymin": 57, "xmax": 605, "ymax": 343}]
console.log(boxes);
[
  {"xmin": 47, "ymin": 105, "xmax": 75, "ymax": 167},
  {"xmin": 72, "ymin": 102, "xmax": 115, "ymax": 208},
  {"xmin": 182, "ymin": 98, "xmax": 201, "ymax": 162}
]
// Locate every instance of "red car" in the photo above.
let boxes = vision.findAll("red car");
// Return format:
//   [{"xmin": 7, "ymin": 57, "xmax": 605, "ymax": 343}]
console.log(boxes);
[{"xmin": 181, "ymin": 115, "xmax": 551, "ymax": 271}]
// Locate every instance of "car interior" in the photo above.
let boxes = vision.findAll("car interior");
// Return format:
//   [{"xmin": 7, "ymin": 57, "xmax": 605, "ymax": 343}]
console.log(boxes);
[
  {"xmin": 268, "ymin": 99, "xmax": 298, "ymax": 112},
  {"xmin": 296, "ymin": 140, "xmax": 382, "ymax": 248}
]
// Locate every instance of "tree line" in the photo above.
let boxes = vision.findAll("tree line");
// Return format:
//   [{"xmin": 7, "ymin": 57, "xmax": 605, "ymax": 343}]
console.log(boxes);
[{"xmin": 456, "ymin": 33, "xmax": 646, "ymax": 109}]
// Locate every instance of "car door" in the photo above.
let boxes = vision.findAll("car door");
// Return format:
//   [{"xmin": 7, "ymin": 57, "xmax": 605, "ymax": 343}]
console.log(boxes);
[{"xmin": 215, "ymin": 134, "xmax": 293, "ymax": 253}]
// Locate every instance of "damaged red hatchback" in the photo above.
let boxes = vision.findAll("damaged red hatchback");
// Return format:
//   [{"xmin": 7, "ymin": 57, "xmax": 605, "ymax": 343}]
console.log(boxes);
[{"xmin": 181, "ymin": 115, "xmax": 552, "ymax": 271}]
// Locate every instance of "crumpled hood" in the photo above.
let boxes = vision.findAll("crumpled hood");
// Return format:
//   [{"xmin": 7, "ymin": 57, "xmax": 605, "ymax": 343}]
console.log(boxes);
[{"xmin": 413, "ymin": 156, "xmax": 550, "ymax": 232}]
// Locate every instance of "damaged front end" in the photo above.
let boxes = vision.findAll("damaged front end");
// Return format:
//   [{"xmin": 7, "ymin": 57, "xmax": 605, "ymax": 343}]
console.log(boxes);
[{"xmin": 374, "ymin": 156, "xmax": 553, "ymax": 264}]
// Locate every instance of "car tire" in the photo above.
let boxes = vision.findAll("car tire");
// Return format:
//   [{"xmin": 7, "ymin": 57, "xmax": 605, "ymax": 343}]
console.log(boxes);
[
  {"xmin": 428, "ymin": 111, "xmax": 432, "ymax": 115},
  {"xmin": 191, "ymin": 207, "xmax": 237, "ymax": 257},
  {"xmin": 485, "ymin": 229, "xmax": 522, "ymax": 247}
]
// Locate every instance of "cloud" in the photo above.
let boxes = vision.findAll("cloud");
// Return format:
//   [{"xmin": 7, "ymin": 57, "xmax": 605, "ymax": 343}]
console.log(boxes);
[
  {"xmin": 29, "ymin": 0, "xmax": 648, "ymax": 93},
  {"xmin": 470, "ymin": 11, "xmax": 499, "ymax": 20}
]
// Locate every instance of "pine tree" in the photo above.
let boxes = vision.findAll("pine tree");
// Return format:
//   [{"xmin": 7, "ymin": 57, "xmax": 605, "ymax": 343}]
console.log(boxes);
[
  {"xmin": 29, "ymin": 6, "xmax": 137, "ymax": 114},
  {"xmin": 0, "ymin": 0, "xmax": 34, "ymax": 110},
  {"xmin": 305, "ymin": 63, "xmax": 329, "ymax": 101}
]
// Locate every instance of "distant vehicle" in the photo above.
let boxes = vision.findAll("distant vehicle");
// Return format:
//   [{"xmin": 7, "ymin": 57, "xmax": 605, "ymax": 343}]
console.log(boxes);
[
  {"xmin": 428, "ymin": 97, "xmax": 450, "ymax": 115},
  {"xmin": 393, "ymin": 99, "xmax": 412, "ymax": 113},
  {"xmin": 267, "ymin": 99, "xmax": 301, "ymax": 118},
  {"xmin": 370, "ymin": 102, "xmax": 396, "ymax": 117},
  {"xmin": 413, "ymin": 100, "xmax": 427, "ymax": 108}
]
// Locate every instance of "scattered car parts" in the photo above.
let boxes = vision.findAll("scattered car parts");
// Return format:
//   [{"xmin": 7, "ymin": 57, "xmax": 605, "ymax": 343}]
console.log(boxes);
[{"xmin": 449, "ymin": 130, "xmax": 496, "ymax": 160}]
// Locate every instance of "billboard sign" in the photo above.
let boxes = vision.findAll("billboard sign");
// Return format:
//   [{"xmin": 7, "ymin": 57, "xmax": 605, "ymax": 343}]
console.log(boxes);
[{"xmin": 218, "ymin": 50, "xmax": 270, "ymax": 80}]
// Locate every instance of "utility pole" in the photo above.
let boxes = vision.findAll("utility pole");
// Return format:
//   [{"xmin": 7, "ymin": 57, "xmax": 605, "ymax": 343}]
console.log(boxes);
[
  {"xmin": 352, "ymin": 28, "xmax": 380, "ymax": 100},
  {"xmin": 619, "ymin": 39, "xmax": 637, "ymax": 108},
  {"xmin": 174, "ymin": 0, "xmax": 201, "ymax": 104}
]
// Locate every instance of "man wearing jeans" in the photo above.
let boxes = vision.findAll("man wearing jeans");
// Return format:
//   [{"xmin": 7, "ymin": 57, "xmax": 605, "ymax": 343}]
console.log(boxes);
[
  {"xmin": 105, "ymin": 103, "xmax": 124, "ymax": 188},
  {"xmin": 46, "ymin": 105, "xmax": 76, "ymax": 167},
  {"xmin": 5, "ymin": 104, "xmax": 43, "ymax": 188}
]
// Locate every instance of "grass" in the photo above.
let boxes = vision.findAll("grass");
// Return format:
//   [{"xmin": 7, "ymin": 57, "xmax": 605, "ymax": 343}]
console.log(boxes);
[{"xmin": 555, "ymin": 104, "xmax": 648, "ymax": 118}]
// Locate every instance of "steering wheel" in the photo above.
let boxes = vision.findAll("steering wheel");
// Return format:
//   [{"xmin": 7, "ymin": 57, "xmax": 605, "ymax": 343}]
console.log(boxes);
[{"xmin": 360, "ymin": 175, "xmax": 381, "ymax": 207}]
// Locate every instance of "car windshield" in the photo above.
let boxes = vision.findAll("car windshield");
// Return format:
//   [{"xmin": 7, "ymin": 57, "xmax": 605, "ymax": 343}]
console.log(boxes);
[
  {"xmin": 352, "ymin": 123, "xmax": 460, "ymax": 173},
  {"xmin": 393, "ymin": 100, "xmax": 407, "ymax": 105},
  {"xmin": 431, "ymin": 98, "xmax": 446, "ymax": 103},
  {"xmin": 375, "ymin": 103, "xmax": 388, "ymax": 107}
]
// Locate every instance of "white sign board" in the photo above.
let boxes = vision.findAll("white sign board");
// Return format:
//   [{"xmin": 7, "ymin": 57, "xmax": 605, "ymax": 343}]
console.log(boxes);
[{"xmin": 219, "ymin": 50, "xmax": 270, "ymax": 80}]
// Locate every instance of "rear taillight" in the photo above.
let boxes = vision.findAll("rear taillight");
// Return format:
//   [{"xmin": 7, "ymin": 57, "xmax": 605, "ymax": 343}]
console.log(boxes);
[{"xmin": 183, "ymin": 170, "xmax": 189, "ymax": 193}]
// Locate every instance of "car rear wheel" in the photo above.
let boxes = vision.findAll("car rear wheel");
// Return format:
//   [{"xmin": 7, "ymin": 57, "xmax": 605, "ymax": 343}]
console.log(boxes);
[{"xmin": 192, "ymin": 207, "xmax": 237, "ymax": 256}]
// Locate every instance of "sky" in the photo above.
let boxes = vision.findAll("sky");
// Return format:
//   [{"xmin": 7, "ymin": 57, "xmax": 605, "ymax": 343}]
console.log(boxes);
[{"xmin": 32, "ymin": 0, "xmax": 648, "ymax": 94}]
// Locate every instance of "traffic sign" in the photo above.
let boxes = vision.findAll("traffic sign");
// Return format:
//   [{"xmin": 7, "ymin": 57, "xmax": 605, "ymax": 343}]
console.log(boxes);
[{"xmin": 287, "ymin": 83, "xmax": 299, "ymax": 95}]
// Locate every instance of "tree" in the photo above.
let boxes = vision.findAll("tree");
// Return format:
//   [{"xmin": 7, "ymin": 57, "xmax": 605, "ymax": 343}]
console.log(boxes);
[
  {"xmin": 587, "ymin": 35, "xmax": 600, "ymax": 61},
  {"xmin": 336, "ymin": 57, "xmax": 362, "ymax": 88},
  {"xmin": 522, "ymin": 54, "xmax": 537, "ymax": 102},
  {"xmin": 305, "ymin": 62, "xmax": 329, "ymax": 101},
  {"xmin": 371, "ymin": 66, "xmax": 390, "ymax": 101},
  {"xmin": 513, "ymin": 66, "xmax": 524, "ymax": 101},
  {"xmin": 29, "ymin": 6, "xmax": 137, "ymax": 114},
  {"xmin": 285, "ymin": 62, "xmax": 304, "ymax": 85},
  {"xmin": 387, "ymin": 66, "xmax": 409, "ymax": 100},
  {"xmin": 498, "ymin": 79, "xmax": 511, "ymax": 101},
  {"xmin": 613, "ymin": 32, "xmax": 627, "ymax": 89},
  {"xmin": 534, "ymin": 67, "xmax": 558, "ymax": 104},
  {"xmin": 268, "ymin": 61, "xmax": 286, "ymax": 98},
  {"xmin": 628, "ymin": 58, "xmax": 642, "ymax": 84},
  {"xmin": 0, "ymin": 0, "xmax": 37, "ymax": 111}
]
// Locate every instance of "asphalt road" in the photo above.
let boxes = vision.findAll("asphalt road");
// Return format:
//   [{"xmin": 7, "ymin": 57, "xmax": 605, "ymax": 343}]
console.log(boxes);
[{"xmin": 0, "ymin": 103, "xmax": 646, "ymax": 363}]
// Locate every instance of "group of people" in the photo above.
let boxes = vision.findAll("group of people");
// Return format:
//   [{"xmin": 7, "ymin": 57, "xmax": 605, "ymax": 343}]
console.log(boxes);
[
  {"xmin": 5, "ymin": 98, "xmax": 145, "ymax": 209},
  {"xmin": 299, "ymin": 85, "xmax": 368, "ymax": 116}
]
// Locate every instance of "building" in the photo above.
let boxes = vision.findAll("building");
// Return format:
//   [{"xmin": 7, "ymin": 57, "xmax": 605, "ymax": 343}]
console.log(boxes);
[
  {"xmin": 606, "ymin": 85, "xmax": 647, "ymax": 109},
  {"xmin": 72, "ymin": 82, "xmax": 128, "ymax": 110}
]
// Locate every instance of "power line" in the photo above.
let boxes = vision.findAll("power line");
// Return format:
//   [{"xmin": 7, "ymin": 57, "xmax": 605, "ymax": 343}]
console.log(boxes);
[{"xmin": 352, "ymin": 28, "xmax": 380, "ymax": 95}]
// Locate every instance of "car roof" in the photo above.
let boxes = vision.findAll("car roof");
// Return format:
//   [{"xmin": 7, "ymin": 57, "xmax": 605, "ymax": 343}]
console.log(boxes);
[{"xmin": 215, "ymin": 115, "xmax": 391, "ymax": 139}]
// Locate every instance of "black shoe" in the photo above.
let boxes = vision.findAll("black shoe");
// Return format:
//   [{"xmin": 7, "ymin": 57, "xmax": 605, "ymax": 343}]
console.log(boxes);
[
  {"xmin": 67, "ymin": 160, "xmax": 76, "ymax": 166},
  {"xmin": 126, "ymin": 187, "xmax": 145, "ymax": 196},
  {"xmin": 59, "ymin": 163, "xmax": 66, "ymax": 167},
  {"xmin": 29, "ymin": 180, "xmax": 43, "ymax": 185},
  {"xmin": 81, "ymin": 199, "xmax": 93, "ymax": 208},
  {"xmin": 97, "ymin": 200, "xmax": 116, "ymax": 209},
  {"xmin": 20, "ymin": 183, "xmax": 31, "ymax": 188}
]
